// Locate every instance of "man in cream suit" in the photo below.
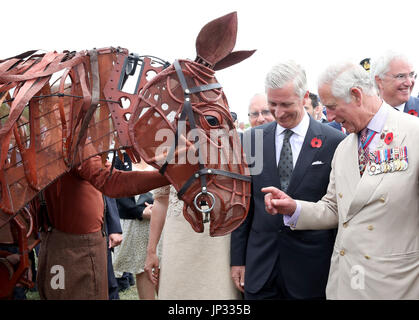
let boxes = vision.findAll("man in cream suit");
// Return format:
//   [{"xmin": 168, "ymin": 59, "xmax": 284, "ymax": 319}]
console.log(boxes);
[{"xmin": 262, "ymin": 61, "xmax": 419, "ymax": 299}]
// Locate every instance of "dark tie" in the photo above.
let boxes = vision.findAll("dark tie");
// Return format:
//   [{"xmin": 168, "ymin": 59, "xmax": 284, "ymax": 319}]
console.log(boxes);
[
  {"xmin": 278, "ymin": 129, "xmax": 294, "ymax": 191},
  {"xmin": 358, "ymin": 127, "xmax": 369, "ymax": 176}
]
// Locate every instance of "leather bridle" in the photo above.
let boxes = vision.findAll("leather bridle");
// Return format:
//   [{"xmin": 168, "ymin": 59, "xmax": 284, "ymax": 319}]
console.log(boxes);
[{"xmin": 158, "ymin": 59, "xmax": 251, "ymax": 215}]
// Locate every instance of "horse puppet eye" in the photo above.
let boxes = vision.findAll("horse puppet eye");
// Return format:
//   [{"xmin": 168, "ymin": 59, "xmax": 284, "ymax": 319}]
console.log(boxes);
[
  {"xmin": 204, "ymin": 115, "xmax": 219, "ymax": 127},
  {"xmin": 199, "ymin": 111, "xmax": 223, "ymax": 131}
]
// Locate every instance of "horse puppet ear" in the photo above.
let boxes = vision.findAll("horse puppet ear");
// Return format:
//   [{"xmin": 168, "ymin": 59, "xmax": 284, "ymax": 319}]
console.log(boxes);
[
  {"xmin": 195, "ymin": 12, "xmax": 238, "ymax": 66},
  {"xmin": 213, "ymin": 50, "xmax": 256, "ymax": 71}
]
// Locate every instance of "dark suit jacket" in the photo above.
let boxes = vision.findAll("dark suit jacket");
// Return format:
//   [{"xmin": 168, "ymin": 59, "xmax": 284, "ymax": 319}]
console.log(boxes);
[
  {"xmin": 104, "ymin": 196, "xmax": 122, "ymax": 300},
  {"xmin": 114, "ymin": 153, "xmax": 148, "ymax": 220},
  {"xmin": 104, "ymin": 196, "xmax": 122, "ymax": 235},
  {"xmin": 327, "ymin": 120, "xmax": 346, "ymax": 134},
  {"xmin": 404, "ymin": 96, "xmax": 419, "ymax": 114},
  {"xmin": 231, "ymin": 117, "xmax": 345, "ymax": 298}
]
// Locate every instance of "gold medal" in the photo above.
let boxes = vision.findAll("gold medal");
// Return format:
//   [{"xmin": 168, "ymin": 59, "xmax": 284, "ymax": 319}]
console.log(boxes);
[
  {"xmin": 394, "ymin": 159, "xmax": 401, "ymax": 171},
  {"xmin": 368, "ymin": 164, "xmax": 376, "ymax": 175}
]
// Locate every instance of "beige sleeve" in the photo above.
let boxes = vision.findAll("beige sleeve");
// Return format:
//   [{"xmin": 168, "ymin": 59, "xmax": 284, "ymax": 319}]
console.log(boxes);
[{"xmin": 295, "ymin": 151, "xmax": 339, "ymax": 230}]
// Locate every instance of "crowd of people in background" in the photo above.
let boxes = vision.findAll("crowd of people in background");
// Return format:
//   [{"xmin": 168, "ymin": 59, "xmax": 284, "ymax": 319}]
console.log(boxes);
[{"xmin": 13, "ymin": 50, "xmax": 419, "ymax": 300}]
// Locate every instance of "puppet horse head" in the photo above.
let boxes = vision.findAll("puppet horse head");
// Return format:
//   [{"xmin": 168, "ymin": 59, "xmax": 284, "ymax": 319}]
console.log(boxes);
[{"xmin": 128, "ymin": 12, "xmax": 254, "ymax": 236}]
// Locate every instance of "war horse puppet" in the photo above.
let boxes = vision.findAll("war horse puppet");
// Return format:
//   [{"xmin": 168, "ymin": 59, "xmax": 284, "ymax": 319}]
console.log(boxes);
[{"xmin": 0, "ymin": 12, "xmax": 253, "ymax": 298}]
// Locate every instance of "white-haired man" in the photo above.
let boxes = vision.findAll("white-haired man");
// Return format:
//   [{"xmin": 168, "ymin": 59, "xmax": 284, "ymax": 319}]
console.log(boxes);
[
  {"xmin": 247, "ymin": 93, "xmax": 275, "ymax": 128},
  {"xmin": 262, "ymin": 61, "xmax": 419, "ymax": 299},
  {"xmin": 371, "ymin": 51, "xmax": 419, "ymax": 116},
  {"xmin": 231, "ymin": 60, "xmax": 345, "ymax": 300}
]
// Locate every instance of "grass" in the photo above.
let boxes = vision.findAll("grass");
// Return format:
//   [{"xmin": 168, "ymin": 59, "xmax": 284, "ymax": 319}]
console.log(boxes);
[
  {"xmin": 25, "ymin": 279, "xmax": 140, "ymax": 300},
  {"xmin": 118, "ymin": 283, "xmax": 139, "ymax": 300}
]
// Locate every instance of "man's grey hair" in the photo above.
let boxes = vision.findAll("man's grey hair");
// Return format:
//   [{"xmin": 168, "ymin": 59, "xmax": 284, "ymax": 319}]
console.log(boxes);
[
  {"xmin": 265, "ymin": 60, "xmax": 307, "ymax": 98},
  {"xmin": 318, "ymin": 62, "xmax": 377, "ymax": 103},
  {"xmin": 370, "ymin": 51, "xmax": 414, "ymax": 86}
]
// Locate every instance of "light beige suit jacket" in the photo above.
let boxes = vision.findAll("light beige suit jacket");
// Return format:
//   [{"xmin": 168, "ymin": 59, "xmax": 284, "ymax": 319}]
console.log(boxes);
[{"xmin": 295, "ymin": 107, "xmax": 419, "ymax": 299}]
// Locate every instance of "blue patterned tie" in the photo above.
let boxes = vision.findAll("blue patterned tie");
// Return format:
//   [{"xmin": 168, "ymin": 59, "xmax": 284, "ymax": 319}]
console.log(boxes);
[{"xmin": 278, "ymin": 129, "xmax": 294, "ymax": 192}]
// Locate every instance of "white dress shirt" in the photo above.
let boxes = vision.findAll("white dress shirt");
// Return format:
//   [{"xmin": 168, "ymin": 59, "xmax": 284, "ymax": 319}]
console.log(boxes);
[
  {"xmin": 361, "ymin": 101, "xmax": 391, "ymax": 149},
  {"xmin": 275, "ymin": 111, "xmax": 310, "ymax": 168},
  {"xmin": 285, "ymin": 101, "xmax": 391, "ymax": 227},
  {"xmin": 394, "ymin": 103, "xmax": 404, "ymax": 112}
]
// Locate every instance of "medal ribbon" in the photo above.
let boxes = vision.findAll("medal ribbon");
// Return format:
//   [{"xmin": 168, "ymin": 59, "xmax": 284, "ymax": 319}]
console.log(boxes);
[{"xmin": 361, "ymin": 130, "xmax": 377, "ymax": 150}]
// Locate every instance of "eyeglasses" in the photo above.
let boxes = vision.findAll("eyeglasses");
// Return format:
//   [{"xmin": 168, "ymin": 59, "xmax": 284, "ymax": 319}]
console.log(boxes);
[
  {"xmin": 248, "ymin": 110, "xmax": 272, "ymax": 119},
  {"xmin": 386, "ymin": 71, "xmax": 417, "ymax": 82}
]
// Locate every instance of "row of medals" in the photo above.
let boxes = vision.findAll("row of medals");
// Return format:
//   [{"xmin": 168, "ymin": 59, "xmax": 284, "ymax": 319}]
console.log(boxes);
[{"xmin": 360, "ymin": 146, "xmax": 408, "ymax": 176}]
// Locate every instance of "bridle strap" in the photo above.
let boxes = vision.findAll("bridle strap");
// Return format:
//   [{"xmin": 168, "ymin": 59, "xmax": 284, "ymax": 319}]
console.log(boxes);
[
  {"xmin": 159, "ymin": 60, "xmax": 221, "ymax": 176},
  {"xmin": 158, "ymin": 60, "xmax": 249, "ymax": 205},
  {"xmin": 177, "ymin": 168, "xmax": 251, "ymax": 198}
]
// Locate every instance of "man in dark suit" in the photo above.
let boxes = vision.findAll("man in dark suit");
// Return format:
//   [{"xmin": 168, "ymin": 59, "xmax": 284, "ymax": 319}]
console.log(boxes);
[
  {"xmin": 371, "ymin": 51, "xmax": 419, "ymax": 116},
  {"xmin": 104, "ymin": 196, "xmax": 123, "ymax": 300},
  {"xmin": 230, "ymin": 60, "xmax": 345, "ymax": 300}
]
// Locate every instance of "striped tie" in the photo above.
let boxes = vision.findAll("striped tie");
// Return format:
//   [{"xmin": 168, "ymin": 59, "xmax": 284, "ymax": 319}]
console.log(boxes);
[{"xmin": 358, "ymin": 127, "xmax": 369, "ymax": 176}]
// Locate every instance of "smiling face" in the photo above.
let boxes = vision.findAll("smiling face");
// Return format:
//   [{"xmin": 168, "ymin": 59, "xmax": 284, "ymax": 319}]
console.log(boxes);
[
  {"xmin": 375, "ymin": 58, "xmax": 415, "ymax": 107},
  {"xmin": 248, "ymin": 94, "xmax": 274, "ymax": 127},
  {"xmin": 267, "ymin": 81, "xmax": 307, "ymax": 129},
  {"xmin": 318, "ymin": 83, "xmax": 363, "ymax": 134}
]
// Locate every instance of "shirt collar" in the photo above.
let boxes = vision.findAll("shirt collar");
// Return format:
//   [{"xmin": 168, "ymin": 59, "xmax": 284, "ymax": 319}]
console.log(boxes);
[
  {"xmin": 366, "ymin": 101, "xmax": 391, "ymax": 134},
  {"xmin": 276, "ymin": 111, "xmax": 310, "ymax": 137},
  {"xmin": 394, "ymin": 103, "xmax": 404, "ymax": 112}
]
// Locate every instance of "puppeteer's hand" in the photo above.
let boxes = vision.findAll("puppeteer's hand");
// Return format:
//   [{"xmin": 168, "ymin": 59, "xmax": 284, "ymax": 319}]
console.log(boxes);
[{"xmin": 261, "ymin": 186, "xmax": 297, "ymax": 216}]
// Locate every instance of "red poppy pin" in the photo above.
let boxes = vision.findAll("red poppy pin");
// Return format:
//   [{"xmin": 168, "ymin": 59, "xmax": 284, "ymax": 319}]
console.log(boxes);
[
  {"xmin": 384, "ymin": 132, "xmax": 393, "ymax": 145},
  {"xmin": 408, "ymin": 110, "xmax": 418, "ymax": 117},
  {"xmin": 311, "ymin": 137, "xmax": 322, "ymax": 148}
]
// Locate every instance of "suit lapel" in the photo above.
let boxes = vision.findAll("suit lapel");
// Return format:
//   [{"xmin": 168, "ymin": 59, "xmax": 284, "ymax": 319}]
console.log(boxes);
[
  {"xmin": 340, "ymin": 134, "xmax": 361, "ymax": 199},
  {"xmin": 404, "ymin": 96, "xmax": 419, "ymax": 113},
  {"xmin": 287, "ymin": 118, "xmax": 322, "ymax": 195},
  {"xmin": 346, "ymin": 110, "xmax": 406, "ymax": 220},
  {"xmin": 262, "ymin": 122, "xmax": 278, "ymax": 181}
]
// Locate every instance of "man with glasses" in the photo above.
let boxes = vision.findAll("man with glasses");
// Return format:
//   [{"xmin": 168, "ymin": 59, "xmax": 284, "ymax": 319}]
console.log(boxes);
[
  {"xmin": 371, "ymin": 52, "xmax": 419, "ymax": 115},
  {"xmin": 247, "ymin": 93, "xmax": 275, "ymax": 127}
]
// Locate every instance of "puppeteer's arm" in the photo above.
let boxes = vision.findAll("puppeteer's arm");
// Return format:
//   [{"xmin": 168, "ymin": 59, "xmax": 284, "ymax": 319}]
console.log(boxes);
[{"xmin": 76, "ymin": 155, "xmax": 169, "ymax": 198}]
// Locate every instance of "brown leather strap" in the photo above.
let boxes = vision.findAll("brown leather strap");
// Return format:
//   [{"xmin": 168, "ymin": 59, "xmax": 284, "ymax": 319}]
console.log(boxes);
[
  {"xmin": 0, "ymin": 53, "xmax": 85, "ymax": 82},
  {"xmin": 72, "ymin": 49, "xmax": 100, "ymax": 165}
]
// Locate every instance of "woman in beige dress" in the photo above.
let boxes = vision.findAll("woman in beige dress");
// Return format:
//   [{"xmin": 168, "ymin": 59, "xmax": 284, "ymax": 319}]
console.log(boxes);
[
  {"xmin": 112, "ymin": 154, "xmax": 161, "ymax": 299},
  {"xmin": 145, "ymin": 185, "xmax": 241, "ymax": 300}
]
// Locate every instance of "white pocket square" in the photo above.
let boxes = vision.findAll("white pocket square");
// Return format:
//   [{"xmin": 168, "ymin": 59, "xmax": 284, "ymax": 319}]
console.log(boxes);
[{"xmin": 312, "ymin": 161, "xmax": 324, "ymax": 165}]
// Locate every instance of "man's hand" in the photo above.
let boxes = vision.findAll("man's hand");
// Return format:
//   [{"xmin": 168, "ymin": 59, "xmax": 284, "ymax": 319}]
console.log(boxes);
[
  {"xmin": 231, "ymin": 266, "xmax": 245, "ymax": 293},
  {"xmin": 109, "ymin": 233, "xmax": 123, "ymax": 248},
  {"xmin": 261, "ymin": 186, "xmax": 297, "ymax": 215},
  {"xmin": 142, "ymin": 202, "xmax": 153, "ymax": 220}
]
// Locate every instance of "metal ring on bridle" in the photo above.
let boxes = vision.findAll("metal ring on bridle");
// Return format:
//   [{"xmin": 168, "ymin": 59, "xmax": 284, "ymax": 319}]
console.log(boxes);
[{"xmin": 193, "ymin": 191, "xmax": 216, "ymax": 213}]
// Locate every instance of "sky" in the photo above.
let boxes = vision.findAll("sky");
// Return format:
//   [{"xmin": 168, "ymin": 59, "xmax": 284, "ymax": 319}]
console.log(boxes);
[{"xmin": 3, "ymin": 0, "xmax": 419, "ymax": 123}]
